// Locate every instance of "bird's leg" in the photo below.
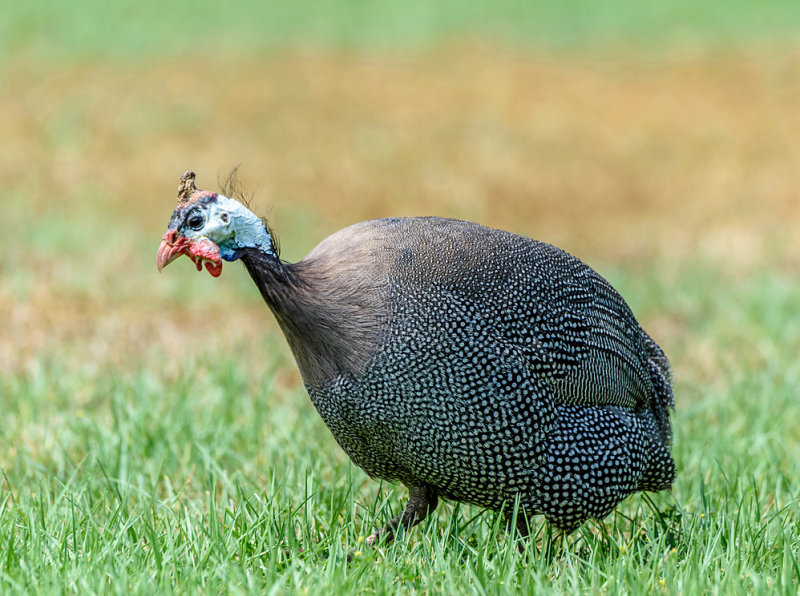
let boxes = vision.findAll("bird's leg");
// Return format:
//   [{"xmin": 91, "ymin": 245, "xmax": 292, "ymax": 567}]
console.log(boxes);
[
  {"xmin": 366, "ymin": 484, "xmax": 438, "ymax": 547},
  {"xmin": 504, "ymin": 505, "xmax": 532, "ymax": 554},
  {"xmin": 503, "ymin": 511, "xmax": 566, "ymax": 559},
  {"xmin": 541, "ymin": 524, "xmax": 567, "ymax": 563},
  {"xmin": 513, "ymin": 510, "xmax": 532, "ymax": 539}
]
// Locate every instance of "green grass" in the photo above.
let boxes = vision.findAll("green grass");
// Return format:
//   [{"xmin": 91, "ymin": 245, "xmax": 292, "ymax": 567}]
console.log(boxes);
[
  {"xmin": 3, "ymin": 0, "xmax": 800, "ymax": 591},
  {"xmin": 2, "ymin": 257, "xmax": 800, "ymax": 594},
  {"xmin": 5, "ymin": 0, "xmax": 800, "ymax": 62}
]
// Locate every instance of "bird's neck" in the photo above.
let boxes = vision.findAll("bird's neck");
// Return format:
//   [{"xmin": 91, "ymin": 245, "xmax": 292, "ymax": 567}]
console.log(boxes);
[{"xmin": 240, "ymin": 249, "xmax": 385, "ymax": 387}]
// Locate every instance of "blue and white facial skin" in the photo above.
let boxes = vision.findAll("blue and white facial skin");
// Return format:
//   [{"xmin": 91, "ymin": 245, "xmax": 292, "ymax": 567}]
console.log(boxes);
[{"xmin": 157, "ymin": 187, "xmax": 274, "ymax": 277}]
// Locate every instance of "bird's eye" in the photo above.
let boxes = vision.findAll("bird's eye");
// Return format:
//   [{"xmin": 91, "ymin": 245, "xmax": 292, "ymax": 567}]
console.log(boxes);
[{"xmin": 187, "ymin": 214, "xmax": 204, "ymax": 230}]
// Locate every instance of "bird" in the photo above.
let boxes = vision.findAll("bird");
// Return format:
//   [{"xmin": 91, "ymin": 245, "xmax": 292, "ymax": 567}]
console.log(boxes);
[{"xmin": 157, "ymin": 171, "xmax": 676, "ymax": 544}]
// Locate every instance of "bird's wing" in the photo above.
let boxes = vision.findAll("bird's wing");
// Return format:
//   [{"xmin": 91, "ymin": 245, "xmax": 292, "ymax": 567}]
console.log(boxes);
[
  {"xmin": 549, "ymin": 267, "xmax": 653, "ymax": 410},
  {"xmin": 443, "ymin": 240, "xmax": 655, "ymax": 412},
  {"xmin": 371, "ymin": 217, "xmax": 660, "ymax": 412}
]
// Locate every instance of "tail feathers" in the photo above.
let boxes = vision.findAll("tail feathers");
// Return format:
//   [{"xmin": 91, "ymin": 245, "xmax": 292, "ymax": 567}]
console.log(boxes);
[
  {"xmin": 639, "ymin": 335, "xmax": 677, "ymax": 492},
  {"xmin": 641, "ymin": 329, "xmax": 674, "ymax": 447},
  {"xmin": 635, "ymin": 328, "xmax": 676, "ymax": 491}
]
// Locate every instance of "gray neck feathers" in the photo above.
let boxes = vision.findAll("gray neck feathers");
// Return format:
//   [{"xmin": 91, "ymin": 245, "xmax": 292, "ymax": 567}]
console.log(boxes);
[{"xmin": 240, "ymin": 248, "xmax": 387, "ymax": 387}]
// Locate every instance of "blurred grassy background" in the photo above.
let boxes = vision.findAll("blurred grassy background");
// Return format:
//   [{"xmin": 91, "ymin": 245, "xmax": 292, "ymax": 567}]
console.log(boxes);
[
  {"xmin": 4, "ymin": 0, "xmax": 800, "ymax": 59},
  {"xmin": 2, "ymin": 10, "xmax": 799, "ymax": 374},
  {"xmin": 1, "ymin": 1, "xmax": 800, "ymax": 592}
]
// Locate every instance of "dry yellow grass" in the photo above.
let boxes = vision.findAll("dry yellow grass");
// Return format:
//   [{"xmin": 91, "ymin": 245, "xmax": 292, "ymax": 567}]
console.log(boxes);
[
  {"xmin": 2, "ymin": 46, "xmax": 799, "ymax": 377},
  {"xmin": 3, "ymin": 46, "xmax": 800, "ymax": 594}
]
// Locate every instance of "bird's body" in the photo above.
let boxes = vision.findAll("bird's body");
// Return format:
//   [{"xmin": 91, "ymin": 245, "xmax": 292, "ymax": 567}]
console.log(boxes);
[
  {"xmin": 158, "ymin": 173, "xmax": 675, "ymax": 538},
  {"xmin": 239, "ymin": 216, "xmax": 674, "ymax": 532}
]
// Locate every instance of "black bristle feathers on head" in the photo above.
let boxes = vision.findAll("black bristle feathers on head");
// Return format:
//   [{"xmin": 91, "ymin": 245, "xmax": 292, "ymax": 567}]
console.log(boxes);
[{"xmin": 219, "ymin": 165, "xmax": 253, "ymax": 207}]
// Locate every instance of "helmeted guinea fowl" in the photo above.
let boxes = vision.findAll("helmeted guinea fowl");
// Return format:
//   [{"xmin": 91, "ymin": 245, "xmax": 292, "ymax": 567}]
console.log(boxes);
[{"xmin": 157, "ymin": 171, "xmax": 676, "ymax": 543}]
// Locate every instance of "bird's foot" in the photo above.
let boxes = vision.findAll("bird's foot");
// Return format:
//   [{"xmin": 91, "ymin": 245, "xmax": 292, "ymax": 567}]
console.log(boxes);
[{"xmin": 364, "ymin": 484, "xmax": 439, "ymax": 549}]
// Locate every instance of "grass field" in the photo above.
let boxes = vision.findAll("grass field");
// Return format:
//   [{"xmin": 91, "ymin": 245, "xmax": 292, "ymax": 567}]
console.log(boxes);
[{"xmin": 2, "ymin": 2, "xmax": 800, "ymax": 593}]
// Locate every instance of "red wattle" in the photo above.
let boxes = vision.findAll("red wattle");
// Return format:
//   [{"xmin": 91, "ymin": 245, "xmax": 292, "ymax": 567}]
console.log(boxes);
[
  {"xmin": 157, "ymin": 231, "xmax": 223, "ymax": 277},
  {"xmin": 205, "ymin": 260, "xmax": 223, "ymax": 277}
]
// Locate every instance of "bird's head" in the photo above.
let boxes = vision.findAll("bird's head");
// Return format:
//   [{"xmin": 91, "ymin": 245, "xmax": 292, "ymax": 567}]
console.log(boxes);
[{"xmin": 156, "ymin": 171, "xmax": 275, "ymax": 277}]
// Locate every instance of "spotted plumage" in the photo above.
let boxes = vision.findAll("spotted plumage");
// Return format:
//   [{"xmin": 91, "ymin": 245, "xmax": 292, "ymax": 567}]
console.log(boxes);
[{"xmin": 158, "ymin": 173, "xmax": 676, "ymax": 541}]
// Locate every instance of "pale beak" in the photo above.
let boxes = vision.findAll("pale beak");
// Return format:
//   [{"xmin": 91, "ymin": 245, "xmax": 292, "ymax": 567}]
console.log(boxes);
[{"xmin": 157, "ymin": 229, "xmax": 188, "ymax": 272}]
